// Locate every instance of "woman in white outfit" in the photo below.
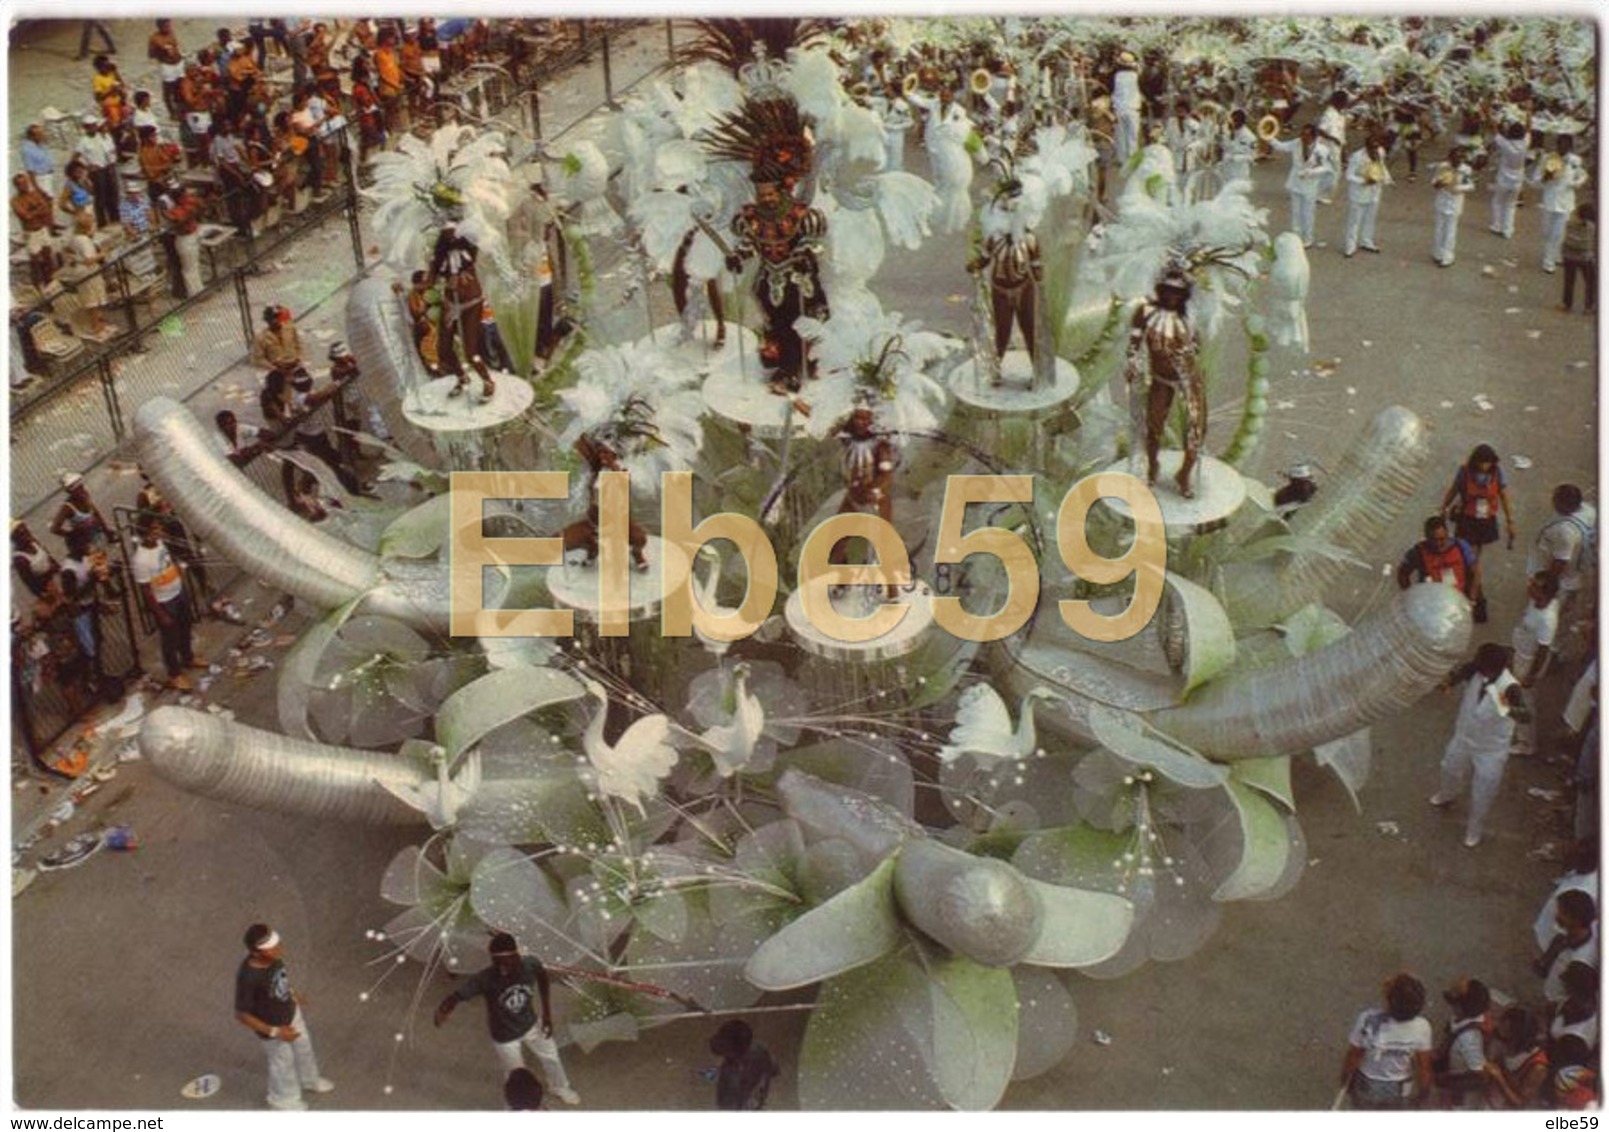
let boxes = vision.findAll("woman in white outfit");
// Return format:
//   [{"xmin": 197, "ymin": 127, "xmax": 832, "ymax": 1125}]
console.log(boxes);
[
  {"xmin": 1430, "ymin": 643, "xmax": 1522, "ymax": 848},
  {"xmin": 1431, "ymin": 148, "xmax": 1475, "ymax": 267},
  {"xmin": 1269, "ymin": 123, "xmax": 1331, "ymax": 248},
  {"xmin": 1488, "ymin": 120, "xmax": 1531, "ymax": 239},
  {"xmin": 873, "ymin": 83, "xmax": 914, "ymax": 173},
  {"xmin": 1535, "ymin": 136, "xmax": 1588, "ymax": 273}
]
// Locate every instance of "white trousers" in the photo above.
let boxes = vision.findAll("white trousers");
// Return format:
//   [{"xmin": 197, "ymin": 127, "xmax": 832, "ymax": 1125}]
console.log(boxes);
[
  {"xmin": 1490, "ymin": 184, "xmax": 1520, "ymax": 237},
  {"xmin": 1114, "ymin": 111, "xmax": 1140, "ymax": 168},
  {"xmin": 1542, "ymin": 209, "xmax": 1569, "ymax": 270},
  {"xmin": 174, "ymin": 231, "xmax": 203, "ymax": 297},
  {"xmin": 1288, "ymin": 192, "xmax": 1317, "ymax": 244},
  {"xmin": 263, "ymin": 1008, "xmax": 321, "ymax": 1109},
  {"xmin": 1438, "ymin": 741, "xmax": 1509, "ymax": 843},
  {"xmin": 493, "ymin": 1025, "xmax": 572, "ymax": 1092},
  {"xmin": 1433, "ymin": 210, "xmax": 1461, "ymax": 264},
  {"xmin": 883, "ymin": 133, "xmax": 905, "ymax": 173},
  {"xmin": 1343, "ymin": 198, "xmax": 1379, "ymax": 253}
]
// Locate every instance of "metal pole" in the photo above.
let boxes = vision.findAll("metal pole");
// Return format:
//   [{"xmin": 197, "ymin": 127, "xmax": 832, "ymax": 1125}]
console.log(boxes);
[
  {"xmin": 341, "ymin": 130, "xmax": 364, "ymax": 274},
  {"xmin": 601, "ymin": 26, "xmax": 618, "ymax": 109},
  {"xmin": 234, "ymin": 267, "xmax": 253, "ymax": 351},
  {"xmin": 98, "ymin": 355, "xmax": 125, "ymax": 441},
  {"xmin": 529, "ymin": 85, "xmax": 543, "ymax": 142},
  {"xmin": 665, "ymin": 18, "xmax": 675, "ymax": 64}
]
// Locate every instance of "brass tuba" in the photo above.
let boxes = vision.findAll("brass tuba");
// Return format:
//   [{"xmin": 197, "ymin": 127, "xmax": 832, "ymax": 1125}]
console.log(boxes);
[
  {"xmin": 1543, "ymin": 152, "xmax": 1565, "ymax": 180},
  {"xmin": 902, "ymin": 71, "xmax": 920, "ymax": 96},
  {"xmin": 970, "ymin": 67, "xmax": 993, "ymax": 96},
  {"xmin": 1256, "ymin": 113, "xmax": 1281, "ymax": 141}
]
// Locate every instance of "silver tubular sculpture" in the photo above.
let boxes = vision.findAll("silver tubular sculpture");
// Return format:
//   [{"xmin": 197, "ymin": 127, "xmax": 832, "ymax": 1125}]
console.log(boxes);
[
  {"xmin": 141, "ymin": 706, "xmax": 429, "ymax": 825},
  {"xmin": 1150, "ymin": 582, "xmax": 1471, "ymax": 758},
  {"xmin": 1223, "ymin": 405, "xmax": 1429, "ymax": 626},
  {"xmin": 345, "ymin": 271, "xmax": 437, "ymax": 459},
  {"xmin": 133, "ymin": 397, "xmax": 455, "ymax": 632}
]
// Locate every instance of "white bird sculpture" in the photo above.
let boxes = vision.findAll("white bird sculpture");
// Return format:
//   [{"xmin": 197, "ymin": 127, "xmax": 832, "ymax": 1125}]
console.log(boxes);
[
  {"xmin": 692, "ymin": 545, "xmax": 740, "ymax": 660},
  {"xmin": 1269, "ymin": 230, "xmax": 1311, "ymax": 354},
  {"xmin": 378, "ymin": 745, "xmax": 482, "ymax": 830},
  {"xmin": 938, "ymin": 684, "xmax": 1059, "ymax": 765},
  {"xmin": 581, "ymin": 679, "xmax": 678, "ymax": 814},
  {"xmin": 697, "ymin": 662, "xmax": 766, "ymax": 778}
]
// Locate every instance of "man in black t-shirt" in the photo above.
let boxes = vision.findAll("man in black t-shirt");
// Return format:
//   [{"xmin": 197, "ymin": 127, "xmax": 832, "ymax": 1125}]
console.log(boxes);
[
  {"xmin": 710, "ymin": 1019, "xmax": 779, "ymax": 1110},
  {"xmin": 234, "ymin": 923, "xmax": 334, "ymax": 1110},
  {"xmin": 434, "ymin": 933, "xmax": 580, "ymax": 1105}
]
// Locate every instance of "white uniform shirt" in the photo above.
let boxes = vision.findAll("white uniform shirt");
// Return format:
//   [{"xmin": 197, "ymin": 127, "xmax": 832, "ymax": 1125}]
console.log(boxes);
[
  {"xmin": 1511, "ymin": 599, "xmax": 1561, "ymax": 677},
  {"xmin": 1318, "ymin": 105, "xmax": 1348, "ymax": 153},
  {"xmin": 130, "ymin": 541, "xmax": 184, "ymax": 604},
  {"xmin": 1536, "ymin": 871, "xmax": 1600, "ymax": 950},
  {"xmin": 1491, "ymin": 132, "xmax": 1530, "ymax": 190},
  {"xmin": 1545, "ymin": 924, "xmax": 1600, "ymax": 1003},
  {"xmin": 1531, "ymin": 507, "xmax": 1592, "ymax": 592},
  {"xmin": 1346, "ymin": 148, "xmax": 1387, "ymax": 203},
  {"xmin": 1538, "ymin": 153, "xmax": 1588, "ymax": 215},
  {"xmin": 75, "ymin": 132, "xmax": 117, "ymax": 170},
  {"xmin": 1270, "ymin": 136, "xmax": 1331, "ymax": 196},
  {"xmin": 1349, "ymin": 1009, "xmax": 1433, "ymax": 1082},
  {"xmin": 1434, "ymin": 162, "xmax": 1475, "ymax": 215},
  {"xmin": 1449, "ymin": 668, "xmax": 1519, "ymax": 761}
]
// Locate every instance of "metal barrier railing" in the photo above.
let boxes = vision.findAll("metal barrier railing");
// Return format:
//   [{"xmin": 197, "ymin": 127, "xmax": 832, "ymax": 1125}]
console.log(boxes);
[
  {"xmin": 10, "ymin": 552, "xmax": 144, "ymax": 766},
  {"xmin": 10, "ymin": 137, "xmax": 365, "ymax": 521}
]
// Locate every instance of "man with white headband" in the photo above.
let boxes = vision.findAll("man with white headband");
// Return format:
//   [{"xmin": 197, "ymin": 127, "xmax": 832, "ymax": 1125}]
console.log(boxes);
[{"xmin": 235, "ymin": 923, "xmax": 334, "ymax": 1110}]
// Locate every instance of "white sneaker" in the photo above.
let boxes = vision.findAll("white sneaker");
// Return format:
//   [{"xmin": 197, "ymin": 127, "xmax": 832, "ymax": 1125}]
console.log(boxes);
[
  {"xmin": 267, "ymin": 1096, "xmax": 307, "ymax": 1111},
  {"xmin": 1429, "ymin": 793, "xmax": 1453, "ymax": 807},
  {"xmin": 1463, "ymin": 834, "xmax": 1482, "ymax": 848},
  {"xmin": 306, "ymin": 1078, "xmax": 335, "ymax": 1094},
  {"xmin": 551, "ymin": 1087, "xmax": 581, "ymax": 1106}
]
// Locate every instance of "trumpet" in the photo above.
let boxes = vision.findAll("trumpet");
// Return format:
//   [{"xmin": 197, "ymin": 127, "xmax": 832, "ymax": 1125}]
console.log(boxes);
[
  {"xmin": 1256, "ymin": 114, "xmax": 1281, "ymax": 141},
  {"xmin": 970, "ymin": 67, "xmax": 993, "ymax": 96},
  {"xmin": 902, "ymin": 71, "xmax": 920, "ymax": 96}
]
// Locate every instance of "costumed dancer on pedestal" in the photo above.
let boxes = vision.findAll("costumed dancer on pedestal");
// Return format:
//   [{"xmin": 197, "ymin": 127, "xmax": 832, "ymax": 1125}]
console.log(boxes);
[
  {"xmin": 968, "ymin": 170, "xmax": 1045, "ymax": 390},
  {"xmin": 427, "ymin": 224, "xmax": 495, "ymax": 400},
  {"xmin": 1126, "ymin": 261, "xmax": 1206, "ymax": 499},
  {"xmin": 830, "ymin": 396, "xmax": 900, "ymax": 599}
]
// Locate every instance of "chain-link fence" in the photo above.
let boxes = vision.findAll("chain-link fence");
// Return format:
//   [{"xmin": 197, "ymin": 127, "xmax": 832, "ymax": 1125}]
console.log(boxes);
[{"xmin": 10, "ymin": 145, "xmax": 365, "ymax": 522}]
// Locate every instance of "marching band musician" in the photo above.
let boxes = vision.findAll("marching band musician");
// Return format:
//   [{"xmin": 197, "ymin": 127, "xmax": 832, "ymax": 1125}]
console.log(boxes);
[
  {"xmin": 1342, "ymin": 134, "xmax": 1391, "ymax": 257},
  {"xmin": 1535, "ymin": 134, "xmax": 1588, "ymax": 274},
  {"xmin": 1269, "ymin": 122, "xmax": 1333, "ymax": 249},
  {"xmin": 1431, "ymin": 147, "xmax": 1476, "ymax": 268}
]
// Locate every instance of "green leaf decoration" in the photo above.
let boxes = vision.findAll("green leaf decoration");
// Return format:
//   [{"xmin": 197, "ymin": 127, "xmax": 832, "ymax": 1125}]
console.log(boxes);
[
  {"xmin": 379, "ymin": 491, "xmax": 453, "ymax": 559},
  {"xmin": 1230, "ymin": 756, "xmax": 1295, "ymax": 811},
  {"xmin": 458, "ymin": 772, "xmax": 608, "ymax": 849},
  {"xmin": 1011, "ymin": 823, "xmax": 1130, "ymax": 894},
  {"xmin": 925, "ymin": 953, "xmax": 1020, "ymax": 1111},
  {"xmin": 1280, "ymin": 602, "xmax": 1351, "ymax": 658},
  {"xmin": 1314, "ymin": 728, "xmax": 1372, "ymax": 812},
  {"xmin": 436, "ymin": 666, "xmax": 587, "ymax": 762},
  {"xmin": 1088, "ymin": 705, "xmax": 1229, "ymax": 790},
  {"xmin": 1212, "ymin": 781, "xmax": 1292, "ymax": 902},
  {"xmin": 276, "ymin": 595, "xmax": 362, "ymax": 741},
  {"xmin": 467, "ymin": 846, "xmax": 585, "ymax": 965},
  {"xmin": 1018, "ymin": 878, "xmax": 1134, "ymax": 968},
  {"xmin": 744, "ymin": 857, "xmax": 900, "ymax": 991},
  {"xmin": 1164, "ymin": 573, "xmax": 1237, "ymax": 695},
  {"xmin": 1232, "ymin": 533, "xmax": 1369, "ymax": 569},
  {"xmin": 1010, "ymin": 966, "xmax": 1078, "ymax": 1081},
  {"xmin": 798, "ymin": 949, "xmax": 945, "ymax": 1110}
]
